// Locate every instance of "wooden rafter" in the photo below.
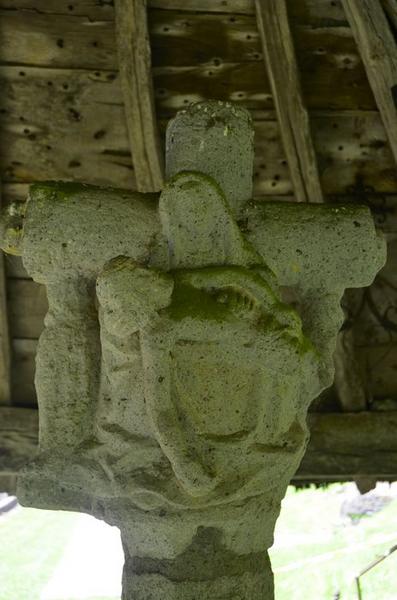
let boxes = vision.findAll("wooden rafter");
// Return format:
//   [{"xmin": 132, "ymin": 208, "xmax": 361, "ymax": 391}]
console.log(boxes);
[
  {"xmin": 336, "ymin": 0, "xmax": 397, "ymax": 410},
  {"xmin": 148, "ymin": 0, "xmax": 253, "ymax": 11},
  {"xmin": 301, "ymin": 411, "xmax": 397, "ymax": 482},
  {"xmin": 2, "ymin": 408, "xmax": 397, "ymax": 484},
  {"xmin": 0, "ymin": 180, "xmax": 11, "ymax": 405},
  {"xmin": 342, "ymin": 0, "xmax": 397, "ymax": 167},
  {"xmin": 114, "ymin": 0, "xmax": 164, "ymax": 192},
  {"xmin": 254, "ymin": 0, "xmax": 324, "ymax": 203},
  {"xmin": 255, "ymin": 0, "xmax": 365, "ymax": 406},
  {"xmin": 254, "ymin": 0, "xmax": 369, "ymax": 405},
  {"xmin": 333, "ymin": 328, "xmax": 367, "ymax": 412},
  {"xmin": 382, "ymin": 0, "xmax": 397, "ymax": 34}
]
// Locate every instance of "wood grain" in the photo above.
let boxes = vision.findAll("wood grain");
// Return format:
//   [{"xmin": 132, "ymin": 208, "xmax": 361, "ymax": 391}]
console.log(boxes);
[
  {"xmin": 0, "ymin": 0, "xmax": 347, "ymax": 22},
  {"xmin": 0, "ymin": 179, "xmax": 11, "ymax": 405},
  {"xmin": 0, "ymin": 7, "xmax": 374, "ymax": 111},
  {"xmin": 114, "ymin": 0, "xmax": 164, "ymax": 191},
  {"xmin": 300, "ymin": 411, "xmax": 397, "ymax": 481},
  {"xmin": 334, "ymin": 329, "xmax": 368, "ymax": 411},
  {"xmin": 341, "ymin": 0, "xmax": 397, "ymax": 167},
  {"xmin": 2, "ymin": 408, "xmax": 396, "ymax": 482},
  {"xmin": 148, "ymin": 0, "xmax": 347, "ymax": 24},
  {"xmin": 255, "ymin": 0, "xmax": 323, "ymax": 203},
  {"xmin": 7, "ymin": 280, "xmax": 47, "ymax": 340},
  {"xmin": 0, "ymin": 66, "xmax": 394, "ymax": 194},
  {"xmin": 356, "ymin": 344, "xmax": 397, "ymax": 400},
  {"xmin": 11, "ymin": 339, "xmax": 38, "ymax": 406},
  {"xmin": 382, "ymin": 0, "xmax": 397, "ymax": 34},
  {"xmin": 0, "ymin": 407, "xmax": 38, "ymax": 472},
  {"xmin": 0, "ymin": 66, "xmax": 135, "ymax": 189},
  {"xmin": 0, "ymin": 10, "xmax": 116, "ymax": 70},
  {"xmin": 253, "ymin": 112, "xmax": 397, "ymax": 197},
  {"xmin": 0, "ymin": 0, "xmax": 114, "ymax": 19},
  {"xmin": 149, "ymin": 0, "xmax": 255, "ymax": 12}
]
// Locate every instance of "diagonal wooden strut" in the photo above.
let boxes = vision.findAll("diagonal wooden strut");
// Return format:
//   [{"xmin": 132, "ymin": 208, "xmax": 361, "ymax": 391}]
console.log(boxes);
[
  {"xmin": 382, "ymin": 0, "xmax": 397, "ymax": 38},
  {"xmin": 255, "ymin": 0, "xmax": 324, "ymax": 203},
  {"xmin": 342, "ymin": 0, "xmax": 397, "ymax": 168},
  {"xmin": 339, "ymin": 0, "xmax": 397, "ymax": 408},
  {"xmin": 114, "ymin": 0, "xmax": 164, "ymax": 192}
]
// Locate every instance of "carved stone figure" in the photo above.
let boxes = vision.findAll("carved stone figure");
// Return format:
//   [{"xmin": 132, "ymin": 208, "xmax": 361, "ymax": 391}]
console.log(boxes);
[{"xmin": 0, "ymin": 101, "xmax": 385, "ymax": 599}]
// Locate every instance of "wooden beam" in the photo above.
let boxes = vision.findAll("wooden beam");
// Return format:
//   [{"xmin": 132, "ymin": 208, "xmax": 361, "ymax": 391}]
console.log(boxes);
[
  {"xmin": 255, "ymin": 0, "xmax": 369, "ymax": 411},
  {"xmin": 254, "ymin": 0, "xmax": 324, "ymax": 203},
  {"xmin": 148, "ymin": 0, "xmax": 254, "ymax": 11},
  {"xmin": 0, "ymin": 180, "xmax": 11, "ymax": 405},
  {"xmin": 335, "ymin": 0, "xmax": 397, "ymax": 417},
  {"xmin": 7, "ymin": 280, "xmax": 48, "ymax": 340},
  {"xmin": 341, "ymin": 0, "xmax": 397, "ymax": 167},
  {"xmin": 0, "ymin": 408, "xmax": 38, "ymax": 474},
  {"xmin": 11, "ymin": 339, "xmax": 38, "ymax": 407},
  {"xmin": 382, "ymin": 0, "xmax": 397, "ymax": 34},
  {"xmin": 148, "ymin": 0, "xmax": 348, "ymax": 22},
  {"xmin": 0, "ymin": 255, "xmax": 11, "ymax": 405},
  {"xmin": 299, "ymin": 412, "xmax": 397, "ymax": 482},
  {"xmin": 114, "ymin": 0, "xmax": 164, "ymax": 192},
  {"xmin": 333, "ymin": 329, "xmax": 367, "ymax": 412},
  {"xmin": 2, "ymin": 408, "xmax": 397, "ymax": 483}
]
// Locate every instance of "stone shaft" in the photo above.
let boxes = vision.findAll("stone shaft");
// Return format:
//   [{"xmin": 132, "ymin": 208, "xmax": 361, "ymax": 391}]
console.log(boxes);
[{"xmin": 107, "ymin": 493, "xmax": 281, "ymax": 600}]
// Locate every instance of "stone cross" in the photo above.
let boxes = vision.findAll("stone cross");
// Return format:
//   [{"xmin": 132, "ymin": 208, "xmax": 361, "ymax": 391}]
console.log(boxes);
[{"xmin": 1, "ymin": 101, "xmax": 385, "ymax": 599}]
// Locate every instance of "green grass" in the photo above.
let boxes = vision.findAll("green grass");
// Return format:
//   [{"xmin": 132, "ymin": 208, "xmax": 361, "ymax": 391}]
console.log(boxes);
[
  {"xmin": 0, "ymin": 507, "xmax": 78, "ymax": 600},
  {"xmin": 1, "ymin": 485, "xmax": 396, "ymax": 599},
  {"xmin": 270, "ymin": 485, "xmax": 397, "ymax": 600}
]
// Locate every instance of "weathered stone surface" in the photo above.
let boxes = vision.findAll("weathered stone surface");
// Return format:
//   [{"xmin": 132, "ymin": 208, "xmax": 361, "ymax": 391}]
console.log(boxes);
[
  {"xmin": 0, "ymin": 101, "xmax": 386, "ymax": 599},
  {"xmin": 96, "ymin": 259, "xmax": 321, "ymax": 507},
  {"xmin": 165, "ymin": 101, "xmax": 254, "ymax": 216}
]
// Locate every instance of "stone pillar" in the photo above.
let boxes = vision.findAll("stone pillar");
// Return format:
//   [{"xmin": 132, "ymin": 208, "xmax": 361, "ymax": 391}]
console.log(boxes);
[
  {"xmin": 0, "ymin": 101, "xmax": 385, "ymax": 599},
  {"xmin": 118, "ymin": 501, "xmax": 276, "ymax": 600}
]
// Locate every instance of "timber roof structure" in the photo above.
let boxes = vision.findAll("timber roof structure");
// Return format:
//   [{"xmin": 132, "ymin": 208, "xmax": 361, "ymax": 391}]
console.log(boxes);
[{"xmin": 1, "ymin": 0, "xmax": 397, "ymax": 490}]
